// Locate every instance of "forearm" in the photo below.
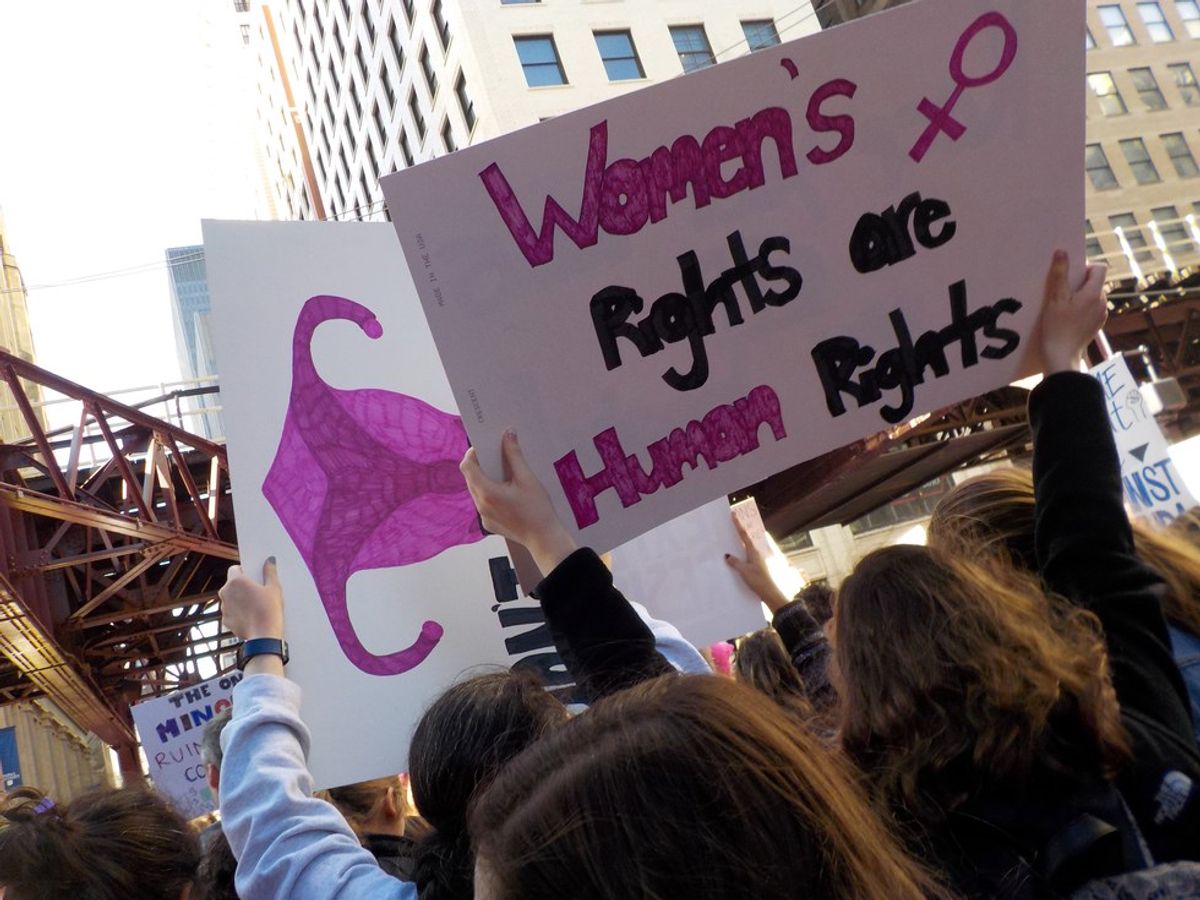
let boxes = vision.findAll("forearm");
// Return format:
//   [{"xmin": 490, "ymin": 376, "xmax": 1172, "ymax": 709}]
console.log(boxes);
[{"xmin": 221, "ymin": 675, "xmax": 415, "ymax": 900}]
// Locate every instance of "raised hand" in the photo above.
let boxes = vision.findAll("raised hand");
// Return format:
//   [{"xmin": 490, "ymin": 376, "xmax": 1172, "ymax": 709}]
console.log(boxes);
[
  {"xmin": 1040, "ymin": 250, "xmax": 1109, "ymax": 375},
  {"xmin": 724, "ymin": 514, "xmax": 790, "ymax": 614},
  {"xmin": 220, "ymin": 558, "xmax": 285, "ymax": 642}
]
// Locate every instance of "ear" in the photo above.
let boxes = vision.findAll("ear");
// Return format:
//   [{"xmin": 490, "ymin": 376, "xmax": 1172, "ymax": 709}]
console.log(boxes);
[
  {"xmin": 206, "ymin": 763, "xmax": 220, "ymax": 797},
  {"xmin": 383, "ymin": 785, "xmax": 400, "ymax": 821}
]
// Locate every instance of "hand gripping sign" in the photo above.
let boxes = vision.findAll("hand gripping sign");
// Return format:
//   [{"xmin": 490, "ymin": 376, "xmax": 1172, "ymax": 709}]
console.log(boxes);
[{"xmin": 382, "ymin": 0, "xmax": 1084, "ymax": 554}]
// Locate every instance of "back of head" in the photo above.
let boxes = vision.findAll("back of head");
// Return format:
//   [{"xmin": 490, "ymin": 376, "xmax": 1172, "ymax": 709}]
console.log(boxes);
[
  {"xmin": 927, "ymin": 467, "xmax": 1037, "ymax": 568},
  {"xmin": 471, "ymin": 675, "xmax": 948, "ymax": 900},
  {"xmin": 798, "ymin": 581, "xmax": 836, "ymax": 626},
  {"xmin": 0, "ymin": 785, "xmax": 201, "ymax": 900},
  {"xmin": 199, "ymin": 708, "xmax": 233, "ymax": 770},
  {"xmin": 409, "ymin": 671, "xmax": 566, "ymax": 900},
  {"xmin": 733, "ymin": 629, "xmax": 812, "ymax": 719},
  {"xmin": 835, "ymin": 544, "xmax": 1128, "ymax": 823},
  {"xmin": 193, "ymin": 828, "xmax": 238, "ymax": 900},
  {"xmin": 1132, "ymin": 516, "xmax": 1200, "ymax": 637},
  {"xmin": 322, "ymin": 774, "xmax": 404, "ymax": 839}
]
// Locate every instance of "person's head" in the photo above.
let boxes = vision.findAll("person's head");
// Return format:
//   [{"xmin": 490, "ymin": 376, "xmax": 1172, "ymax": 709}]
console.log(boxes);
[
  {"xmin": 733, "ymin": 629, "xmax": 813, "ymax": 719},
  {"xmin": 471, "ymin": 675, "xmax": 950, "ymax": 900},
  {"xmin": 798, "ymin": 581, "xmax": 836, "ymax": 627},
  {"xmin": 834, "ymin": 544, "xmax": 1129, "ymax": 824},
  {"xmin": 321, "ymin": 774, "xmax": 409, "ymax": 839},
  {"xmin": 0, "ymin": 785, "xmax": 201, "ymax": 900},
  {"xmin": 409, "ymin": 671, "xmax": 567, "ymax": 900},
  {"xmin": 192, "ymin": 828, "xmax": 237, "ymax": 900},
  {"xmin": 928, "ymin": 466, "xmax": 1200, "ymax": 637},
  {"xmin": 199, "ymin": 708, "xmax": 232, "ymax": 798}
]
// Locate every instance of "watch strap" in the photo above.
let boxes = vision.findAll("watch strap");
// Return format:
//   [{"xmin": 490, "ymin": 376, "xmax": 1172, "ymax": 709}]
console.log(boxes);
[{"xmin": 238, "ymin": 637, "xmax": 289, "ymax": 670}]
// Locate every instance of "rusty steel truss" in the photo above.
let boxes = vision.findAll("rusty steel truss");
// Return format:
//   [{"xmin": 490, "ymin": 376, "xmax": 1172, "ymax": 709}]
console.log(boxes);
[{"xmin": 0, "ymin": 351, "xmax": 238, "ymax": 757}]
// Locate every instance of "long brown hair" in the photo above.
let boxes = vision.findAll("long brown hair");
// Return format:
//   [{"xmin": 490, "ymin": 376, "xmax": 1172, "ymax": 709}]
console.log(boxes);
[
  {"xmin": 734, "ymin": 628, "xmax": 814, "ymax": 720},
  {"xmin": 318, "ymin": 774, "xmax": 408, "ymax": 838},
  {"xmin": 0, "ymin": 785, "xmax": 201, "ymax": 900},
  {"xmin": 929, "ymin": 466, "xmax": 1200, "ymax": 636},
  {"xmin": 835, "ymin": 545, "xmax": 1129, "ymax": 824},
  {"xmin": 471, "ymin": 675, "xmax": 953, "ymax": 900}
]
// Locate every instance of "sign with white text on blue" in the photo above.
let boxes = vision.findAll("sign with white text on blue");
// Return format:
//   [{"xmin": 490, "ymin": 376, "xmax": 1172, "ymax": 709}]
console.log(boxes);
[
  {"xmin": 1090, "ymin": 356, "xmax": 1198, "ymax": 526},
  {"xmin": 0, "ymin": 726, "xmax": 21, "ymax": 791},
  {"xmin": 383, "ymin": 0, "xmax": 1085, "ymax": 553}
]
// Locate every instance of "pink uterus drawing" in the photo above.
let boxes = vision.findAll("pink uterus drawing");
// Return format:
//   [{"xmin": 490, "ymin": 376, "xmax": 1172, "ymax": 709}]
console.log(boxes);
[{"xmin": 263, "ymin": 295, "xmax": 484, "ymax": 676}]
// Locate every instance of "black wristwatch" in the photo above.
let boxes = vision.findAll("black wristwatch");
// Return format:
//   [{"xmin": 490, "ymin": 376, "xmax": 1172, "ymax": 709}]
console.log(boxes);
[{"xmin": 236, "ymin": 637, "xmax": 290, "ymax": 671}]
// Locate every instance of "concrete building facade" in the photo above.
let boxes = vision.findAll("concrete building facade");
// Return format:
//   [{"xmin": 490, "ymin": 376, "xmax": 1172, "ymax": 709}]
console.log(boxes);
[
  {"xmin": 249, "ymin": 0, "xmax": 824, "ymax": 223},
  {"xmin": 0, "ymin": 212, "xmax": 47, "ymax": 443},
  {"xmin": 166, "ymin": 246, "xmax": 224, "ymax": 440}
]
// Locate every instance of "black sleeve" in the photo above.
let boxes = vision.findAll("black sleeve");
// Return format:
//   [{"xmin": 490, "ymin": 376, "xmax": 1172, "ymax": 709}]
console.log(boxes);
[
  {"xmin": 1030, "ymin": 371, "xmax": 1195, "ymax": 744},
  {"xmin": 535, "ymin": 548, "xmax": 675, "ymax": 702},
  {"xmin": 772, "ymin": 600, "xmax": 836, "ymax": 713}
]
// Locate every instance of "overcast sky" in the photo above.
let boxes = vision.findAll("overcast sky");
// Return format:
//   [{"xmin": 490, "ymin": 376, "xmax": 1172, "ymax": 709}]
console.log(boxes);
[{"xmin": 0, "ymin": 1, "xmax": 259, "ymax": 412}]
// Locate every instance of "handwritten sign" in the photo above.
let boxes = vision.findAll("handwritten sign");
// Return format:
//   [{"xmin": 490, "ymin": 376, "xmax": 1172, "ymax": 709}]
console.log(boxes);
[
  {"xmin": 204, "ymin": 222, "xmax": 516, "ymax": 789},
  {"xmin": 131, "ymin": 673, "xmax": 241, "ymax": 819},
  {"xmin": 1090, "ymin": 355, "xmax": 1198, "ymax": 525},
  {"xmin": 382, "ymin": 0, "xmax": 1083, "ymax": 552}
]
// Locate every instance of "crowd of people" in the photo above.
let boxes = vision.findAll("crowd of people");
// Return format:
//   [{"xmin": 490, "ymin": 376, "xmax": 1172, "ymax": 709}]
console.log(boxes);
[{"xmin": 2, "ymin": 251, "xmax": 1200, "ymax": 898}]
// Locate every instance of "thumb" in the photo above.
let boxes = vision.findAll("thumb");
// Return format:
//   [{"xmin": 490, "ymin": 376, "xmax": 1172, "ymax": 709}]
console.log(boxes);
[
  {"xmin": 1078, "ymin": 262, "xmax": 1108, "ymax": 298},
  {"xmin": 262, "ymin": 556, "xmax": 281, "ymax": 590}
]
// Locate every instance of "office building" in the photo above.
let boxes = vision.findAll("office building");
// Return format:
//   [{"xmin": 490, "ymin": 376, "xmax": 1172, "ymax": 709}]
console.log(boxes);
[
  {"xmin": 166, "ymin": 246, "xmax": 223, "ymax": 440},
  {"xmin": 0, "ymin": 212, "xmax": 47, "ymax": 442}
]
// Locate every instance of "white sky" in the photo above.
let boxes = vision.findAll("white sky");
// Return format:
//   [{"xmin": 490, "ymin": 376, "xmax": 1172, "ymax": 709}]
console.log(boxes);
[{"xmin": 0, "ymin": 1, "xmax": 260, "ymax": 403}]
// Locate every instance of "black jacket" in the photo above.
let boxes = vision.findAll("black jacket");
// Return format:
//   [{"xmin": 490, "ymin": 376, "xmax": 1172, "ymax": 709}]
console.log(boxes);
[
  {"xmin": 534, "ymin": 548, "xmax": 675, "ymax": 702},
  {"xmin": 771, "ymin": 599, "xmax": 836, "ymax": 715}
]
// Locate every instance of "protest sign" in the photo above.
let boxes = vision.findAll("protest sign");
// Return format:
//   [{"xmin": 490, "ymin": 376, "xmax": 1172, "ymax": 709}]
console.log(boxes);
[
  {"xmin": 204, "ymin": 222, "xmax": 522, "ymax": 788},
  {"xmin": 0, "ymin": 726, "xmax": 20, "ymax": 791},
  {"xmin": 611, "ymin": 499, "xmax": 767, "ymax": 647},
  {"xmin": 1090, "ymin": 355, "xmax": 1198, "ymax": 525},
  {"xmin": 382, "ymin": 0, "xmax": 1084, "ymax": 553},
  {"xmin": 131, "ymin": 673, "xmax": 241, "ymax": 819}
]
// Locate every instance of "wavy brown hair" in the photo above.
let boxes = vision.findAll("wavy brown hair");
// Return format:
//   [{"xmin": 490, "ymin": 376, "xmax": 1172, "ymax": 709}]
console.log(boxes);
[
  {"xmin": 835, "ymin": 545, "xmax": 1129, "ymax": 825},
  {"xmin": 471, "ymin": 675, "xmax": 954, "ymax": 900},
  {"xmin": 734, "ymin": 628, "xmax": 814, "ymax": 720},
  {"xmin": 929, "ymin": 466, "xmax": 1200, "ymax": 637}
]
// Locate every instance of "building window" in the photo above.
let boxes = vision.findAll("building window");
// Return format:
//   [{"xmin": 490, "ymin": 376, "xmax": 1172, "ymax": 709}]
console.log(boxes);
[
  {"xmin": 1170, "ymin": 62, "xmax": 1200, "ymax": 104},
  {"xmin": 594, "ymin": 30, "xmax": 644, "ymax": 81},
  {"xmin": 360, "ymin": 172, "xmax": 373, "ymax": 209},
  {"xmin": 1086, "ymin": 26, "xmax": 1097, "ymax": 49},
  {"xmin": 1110, "ymin": 213, "xmax": 1155, "ymax": 262},
  {"xmin": 1177, "ymin": 0, "xmax": 1200, "ymax": 37},
  {"xmin": 388, "ymin": 19, "xmax": 405, "ymax": 68},
  {"xmin": 514, "ymin": 35, "xmax": 567, "ymax": 86},
  {"xmin": 1138, "ymin": 1, "xmax": 1175, "ymax": 40},
  {"xmin": 402, "ymin": 0, "xmax": 415, "ymax": 22},
  {"xmin": 399, "ymin": 130, "xmax": 415, "ymax": 166},
  {"xmin": 234, "ymin": 0, "xmax": 250, "ymax": 11},
  {"xmin": 240, "ymin": 23, "xmax": 251, "ymax": 44},
  {"xmin": 1152, "ymin": 205, "xmax": 1193, "ymax": 253},
  {"xmin": 742, "ymin": 19, "xmax": 781, "ymax": 51},
  {"xmin": 1086, "ymin": 143, "xmax": 1119, "ymax": 190},
  {"xmin": 363, "ymin": 3, "xmax": 376, "ymax": 45},
  {"xmin": 442, "ymin": 119, "xmax": 457, "ymax": 153},
  {"xmin": 1129, "ymin": 67, "xmax": 1168, "ymax": 109},
  {"xmin": 670, "ymin": 25, "xmax": 716, "ymax": 73},
  {"xmin": 1162, "ymin": 131, "xmax": 1200, "ymax": 176},
  {"xmin": 432, "ymin": 0, "xmax": 451, "ymax": 49},
  {"xmin": 1088, "ymin": 71, "xmax": 1128, "ymax": 115},
  {"xmin": 1085, "ymin": 220, "xmax": 1105, "ymax": 259},
  {"xmin": 383, "ymin": 62, "xmax": 397, "ymax": 111},
  {"xmin": 1120, "ymin": 137, "xmax": 1162, "ymax": 183},
  {"xmin": 455, "ymin": 71, "xmax": 477, "ymax": 131},
  {"xmin": 372, "ymin": 103, "xmax": 386, "ymax": 142},
  {"xmin": 848, "ymin": 476, "xmax": 955, "ymax": 536},
  {"xmin": 408, "ymin": 90, "xmax": 426, "ymax": 138},
  {"xmin": 1098, "ymin": 5, "xmax": 1136, "ymax": 44},
  {"xmin": 349, "ymin": 89, "xmax": 362, "ymax": 125},
  {"xmin": 355, "ymin": 43, "xmax": 368, "ymax": 86},
  {"xmin": 420, "ymin": 44, "xmax": 438, "ymax": 95},
  {"xmin": 332, "ymin": 30, "xmax": 345, "ymax": 66},
  {"xmin": 330, "ymin": 184, "xmax": 343, "ymax": 218}
]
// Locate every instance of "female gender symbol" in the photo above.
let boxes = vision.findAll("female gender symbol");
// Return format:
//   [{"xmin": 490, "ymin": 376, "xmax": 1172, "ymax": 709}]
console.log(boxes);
[{"xmin": 909, "ymin": 11, "xmax": 1019, "ymax": 163}]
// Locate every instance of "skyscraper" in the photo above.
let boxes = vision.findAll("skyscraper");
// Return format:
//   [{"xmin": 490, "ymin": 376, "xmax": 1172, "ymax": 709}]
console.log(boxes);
[
  {"xmin": 166, "ymin": 246, "xmax": 223, "ymax": 439},
  {"xmin": 247, "ymin": 0, "xmax": 823, "ymax": 223},
  {"xmin": 0, "ymin": 211, "xmax": 47, "ymax": 442}
]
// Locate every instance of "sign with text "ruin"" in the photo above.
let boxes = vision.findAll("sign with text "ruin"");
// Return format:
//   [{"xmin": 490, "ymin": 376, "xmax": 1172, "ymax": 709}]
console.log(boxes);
[{"xmin": 382, "ymin": 0, "xmax": 1084, "ymax": 552}]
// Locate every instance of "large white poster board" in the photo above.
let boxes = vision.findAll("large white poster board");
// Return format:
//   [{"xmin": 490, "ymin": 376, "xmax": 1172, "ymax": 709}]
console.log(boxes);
[
  {"xmin": 1090, "ymin": 355, "xmax": 1199, "ymax": 525},
  {"xmin": 204, "ymin": 222, "xmax": 518, "ymax": 788},
  {"xmin": 382, "ymin": 0, "xmax": 1084, "ymax": 553},
  {"xmin": 131, "ymin": 673, "xmax": 241, "ymax": 820}
]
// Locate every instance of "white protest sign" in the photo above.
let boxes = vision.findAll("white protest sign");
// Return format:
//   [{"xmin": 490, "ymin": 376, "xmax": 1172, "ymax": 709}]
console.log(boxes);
[
  {"xmin": 204, "ymin": 221, "xmax": 524, "ymax": 789},
  {"xmin": 611, "ymin": 499, "xmax": 767, "ymax": 647},
  {"xmin": 1090, "ymin": 355, "xmax": 1199, "ymax": 525},
  {"xmin": 131, "ymin": 673, "xmax": 241, "ymax": 819},
  {"xmin": 382, "ymin": 0, "xmax": 1083, "ymax": 553}
]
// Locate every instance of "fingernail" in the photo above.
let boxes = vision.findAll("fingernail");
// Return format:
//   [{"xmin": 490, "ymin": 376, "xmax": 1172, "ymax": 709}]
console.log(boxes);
[
  {"xmin": 267, "ymin": 556, "xmax": 277, "ymax": 566},
  {"xmin": 1054, "ymin": 250, "xmax": 1067, "ymax": 263},
  {"xmin": 724, "ymin": 553, "xmax": 733, "ymax": 561},
  {"xmin": 505, "ymin": 429, "xmax": 518, "ymax": 443}
]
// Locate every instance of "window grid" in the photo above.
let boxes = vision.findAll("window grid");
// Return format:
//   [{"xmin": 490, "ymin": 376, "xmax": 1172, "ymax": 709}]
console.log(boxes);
[
  {"xmin": 1162, "ymin": 132, "xmax": 1200, "ymax": 176},
  {"xmin": 408, "ymin": 90, "xmax": 426, "ymax": 139},
  {"xmin": 594, "ymin": 30, "xmax": 645, "ymax": 81},
  {"xmin": 433, "ymin": 0, "xmax": 451, "ymax": 49},
  {"xmin": 670, "ymin": 25, "xmax": 716, "ymax": 73},
  {"xmin": 1178, "ymin": 0, "xmax": 1200, "ymax": 37},
  {"xmin": 1088, "ymin": 71, "xmax": 1128, "ymax": 115},
  {"xmin": 742, "ymin": 19, "xmax": 781, "ymax": 51},
  {"xmin": 399, "ymin": 130, "xmax": 415, "ymax": 167},
  {"xmin": 1137, "ymin": 2, "xmax": 1175, "ymax": 41},
  {"xmin": 420, "ymin": 44, "xmax": 438, "ymax": 96},
  {"xmin": 1099, "ymin": 4, "xmax": 1136, "ymax": 44},
  {"xmin": 1110, "ymin": 213, "xmax": 1155, "ymax": 262},
  {"xmin": 1086, "ymin": 220, "xmax": 1105, "ymax": 259},
  {"xmin": 1130, "ymin": 67, "xmax": 1168, "ymax": 110},
  {"xmin": 1170, "ymin": 63, "xmax": 1200, "ymax": 104},
  {"xmin": 388, "ymin": 19, "xmax": 405, "ymax": 69},
  {"xmin": 1119, "ymin": 137, "xmax": 1162, "ymax": 184},
  {"xmin": 455, "ymin": 72, "xmax": 477, "ymax": 131},
  {"xmin": 442, "ymin": 119, "xmax": 457, "ymax": 153},
  {"xmin": 1151, "ymin": 205, "xmax": 1193, "ymax": 252},
  {"xmin": 514, "ymin": 35, "xmax": 568, "ymax": 87},
  {"xmin": 1086, "ymin": 143, "xmax": 1120, "ymax": 190}
]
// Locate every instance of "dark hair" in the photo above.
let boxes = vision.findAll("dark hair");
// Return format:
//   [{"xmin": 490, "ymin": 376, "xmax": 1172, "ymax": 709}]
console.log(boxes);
[
  {"xmin": 193, "ymin": 828, "xmax": 238, "ymax": 900},
  {"xmin": 409, "ymin": 671, "xmax": 566, "ymax": 900},
  {"xmin": 0, "ymin": 785, "xmax": 201, "ymax": 900},
  {"xmin": 835, "ymin": 545, "xmax": 1129, "ymax": 824},
  {"xmin": 798, "ymin": 581, "xmax": 835, "ymax": 626},
  {"xmin": 200, "ymin": 708, "xmax": 233, "ymax": 769},
  {"xmin": 471, "ymin": 675, "xmax": 952, "ymax": 900},
  {"xmin": 319, "ymin": 774, "xmax": 406, "ymax": 840},
  {"xmin": 733, "ymin": 629, "xmax": 813, "ymax": 719}
]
